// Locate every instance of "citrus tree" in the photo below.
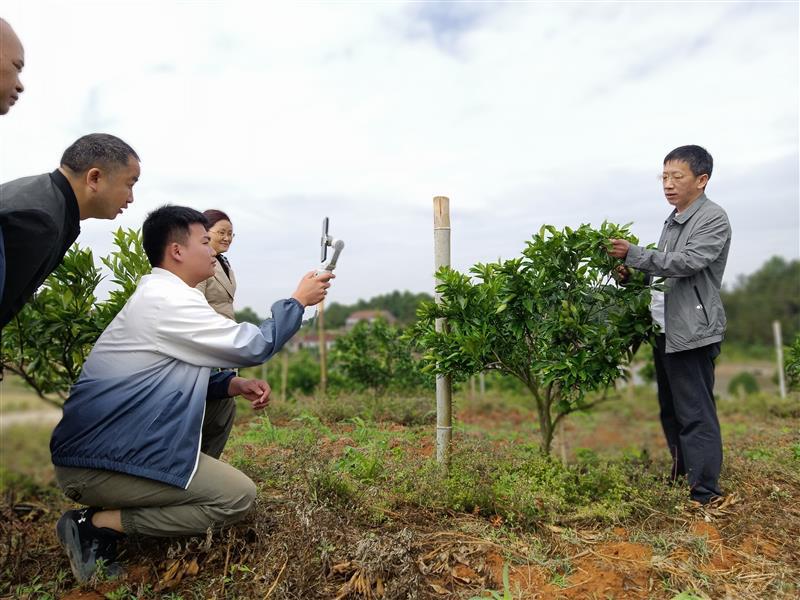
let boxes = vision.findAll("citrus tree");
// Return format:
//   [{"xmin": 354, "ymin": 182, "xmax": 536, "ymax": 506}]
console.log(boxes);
[
  {"xmin": 332, "ymin": 319, "xmax": 432, "ymax": 395},
  {"xmin": 1, "ymin": 228, "xmax": 150, "ymax": 405},
  {"xmin": 411, "ymin": 222, "xmax": 655, "ymax": 454}
]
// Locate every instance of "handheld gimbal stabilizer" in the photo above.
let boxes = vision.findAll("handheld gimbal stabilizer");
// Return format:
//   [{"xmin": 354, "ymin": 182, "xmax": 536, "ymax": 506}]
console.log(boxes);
[
  {"xmin": 316, "ymin": 217, "xmax": 345, "ymax": 275},
  {"xmin": 304, "ymin": 217, "xmax": 344, "ymax": 323}
]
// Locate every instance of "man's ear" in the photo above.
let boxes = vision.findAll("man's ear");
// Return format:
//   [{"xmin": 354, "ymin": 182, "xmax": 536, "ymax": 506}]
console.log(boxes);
[
  {"xmin": 165, "ymin": 241, "xmax": 183, "ymax": 264},
  {"xmin": 85, "ymin": 168, "xmax": 102, "ymax": 192},
  {"xmin": 696, "ymin": 173, "xmax": 709, "ymax": 190}
]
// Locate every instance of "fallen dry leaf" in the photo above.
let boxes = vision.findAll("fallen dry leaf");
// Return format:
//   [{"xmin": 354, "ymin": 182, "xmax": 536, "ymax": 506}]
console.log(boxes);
[
  {"xmin": 332, "ymin": 561, "xmax": 353, "ymax": 575},
  {"xmin": 430, "ymin": 582, "xmax": 449, "ymax": 594},
  {"xmin": 159, "ymin": 559, "xmax": 183, "ymax": 588},
  {"xmin": 185, "ymin": 557, "xmax": 199, "ymax": 576}
]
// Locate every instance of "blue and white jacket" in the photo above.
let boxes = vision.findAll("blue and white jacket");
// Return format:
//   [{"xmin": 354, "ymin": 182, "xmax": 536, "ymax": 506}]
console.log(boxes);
[{"xmin": 50, "ymin": 268, "xmax": 303, "ymax": 488}]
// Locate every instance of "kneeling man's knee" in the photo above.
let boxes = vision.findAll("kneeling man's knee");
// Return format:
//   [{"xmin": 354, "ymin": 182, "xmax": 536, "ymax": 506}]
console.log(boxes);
[{"xmin": 221, "ymin": 472, "xmax": 257, "ymax": 524}]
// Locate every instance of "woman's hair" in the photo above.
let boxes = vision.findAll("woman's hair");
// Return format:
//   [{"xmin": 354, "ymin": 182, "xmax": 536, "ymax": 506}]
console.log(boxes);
[{"xmin": 203, "ymin": 209, "xmax": 232, "ymax": 228}]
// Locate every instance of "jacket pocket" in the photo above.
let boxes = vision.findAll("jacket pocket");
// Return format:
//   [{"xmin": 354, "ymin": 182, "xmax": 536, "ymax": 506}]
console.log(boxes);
[
  {"xmin": 693, "ymin": 286, "xmax": 709, "ymax": 325},
  {"xmin": 64, "ymin": 484, "xmax": 83, "ymax": 502}
]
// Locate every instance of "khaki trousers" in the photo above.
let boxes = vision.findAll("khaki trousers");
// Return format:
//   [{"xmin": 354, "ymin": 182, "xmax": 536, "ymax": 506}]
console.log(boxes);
[{"xmin": 54, "ymin": 396, "xmax": 252, "ymax": 537}]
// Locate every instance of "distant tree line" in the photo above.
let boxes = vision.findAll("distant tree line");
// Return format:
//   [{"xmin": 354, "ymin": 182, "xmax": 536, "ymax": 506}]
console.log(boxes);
[
  {"xmin": 721, "ymin": 256, "xmax": 799, "ymax": 348},
  {"xmin": 235, "ymin": 290, "xmax": 433, "ymax": 329}
]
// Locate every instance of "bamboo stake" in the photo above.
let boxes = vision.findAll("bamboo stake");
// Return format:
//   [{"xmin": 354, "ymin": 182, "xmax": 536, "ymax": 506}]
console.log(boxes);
[
  {"xmin": 280, "ymin": 350, "xmax": 289, "ymax": 402},
  {"xmin": 434, "ymin": 196, "xmax": 452, "ymax": 466},
  {"xmin": 774, "ymin": 320, "xmax": 786, "ymax": 399},
  {"xmin": 319, "ymin": 300, "xmax": 327, "ymax": 397}
]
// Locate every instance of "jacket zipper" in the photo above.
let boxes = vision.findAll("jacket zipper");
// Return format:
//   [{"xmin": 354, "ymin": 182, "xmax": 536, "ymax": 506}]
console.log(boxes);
[{"xmin": 693, "ymin": 286, "xmax": 709, "ymax": 325}]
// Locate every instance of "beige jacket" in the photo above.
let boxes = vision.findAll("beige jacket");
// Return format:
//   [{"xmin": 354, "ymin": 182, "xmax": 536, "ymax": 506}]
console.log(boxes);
[{"xmin": 196, "ymin": 256, "xmax": 237, "ymax": 321}]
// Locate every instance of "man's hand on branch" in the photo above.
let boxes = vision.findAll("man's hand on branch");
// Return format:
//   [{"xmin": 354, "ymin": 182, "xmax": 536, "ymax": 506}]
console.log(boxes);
[
  {"xmin": 613, "ymin": 265, "xmax": 630, "ymax": 284},
  {"xmin": 607, "ymin": 238, "xmax": 631, "ymax": 259},
  {"xmin": 228, "ymin": 377, "xmax": 272, "ymax": 410}
]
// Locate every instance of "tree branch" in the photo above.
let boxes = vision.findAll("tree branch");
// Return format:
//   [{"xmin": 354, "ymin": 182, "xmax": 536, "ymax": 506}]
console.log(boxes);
[{"xmin": 0, "ymin": 362, "xmax": 64, "ymax": 408}]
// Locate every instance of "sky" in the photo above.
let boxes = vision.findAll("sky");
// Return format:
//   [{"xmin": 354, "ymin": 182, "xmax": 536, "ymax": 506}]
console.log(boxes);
[{"xmin": 1, "ymin": 1, "xmax": 798, "ymax": 315}]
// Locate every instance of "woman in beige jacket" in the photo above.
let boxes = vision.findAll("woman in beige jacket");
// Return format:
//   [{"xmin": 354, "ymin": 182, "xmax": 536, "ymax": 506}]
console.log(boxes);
[
  {"xmin": 196, "ymin": 209, "xmax": 238, "ymax": 457},
  {"xmin": 196, "ymin": 209, "xmax": 237, "ymax": 320}
]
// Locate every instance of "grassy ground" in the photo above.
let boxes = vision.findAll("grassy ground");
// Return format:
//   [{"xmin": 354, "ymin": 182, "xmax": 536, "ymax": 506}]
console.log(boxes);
[{"xmin": 1, "ymin": 382, "xmax": 798, "ymax": 599}]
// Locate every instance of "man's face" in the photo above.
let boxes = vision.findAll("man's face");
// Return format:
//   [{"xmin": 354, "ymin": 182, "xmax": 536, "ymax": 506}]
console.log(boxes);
[
  {"xmin": 91, "ymin": 156, "xmax": 141, "ymax": 219},
  {"xmin": 182, "ymin": 223, "xmax": 218, "ymax": 284},
  {"xmin": 662, "ymin": 160, "xmax": 707, "ymax": 212},
  {"xmin": 0, "ymin": 24, "xmax": 25, "ymax": 115}
]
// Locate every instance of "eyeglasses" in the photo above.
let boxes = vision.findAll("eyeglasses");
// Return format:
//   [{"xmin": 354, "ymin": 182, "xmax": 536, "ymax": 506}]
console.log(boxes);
[
  {"xmin": 210, "ymin": 229, "xmax": 235, "ymax": 239},
  {"xmin": 658, "ymin": 173, "xmax": 687, "ymax": 183}
]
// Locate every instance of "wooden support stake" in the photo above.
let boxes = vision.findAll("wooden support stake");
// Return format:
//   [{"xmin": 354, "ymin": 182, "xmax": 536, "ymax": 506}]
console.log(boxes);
[
  {"xmin": 319, "ymin": 300, "xmax": 327, "ymax": 397},
  {"xmin": 434, "ymin": 196, "xmax": 452, "ymax": 466},
  {"xmin": 281, "ymin": 350, "xmax": 289, "ymax": 402},
  {"xmin": 774, "ymin": 320, "xmax": 786, "ymax": 399}
]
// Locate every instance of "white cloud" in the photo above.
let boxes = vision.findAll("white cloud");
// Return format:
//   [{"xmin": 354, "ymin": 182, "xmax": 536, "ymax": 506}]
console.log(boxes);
[{"xmin": 1, "ymin": 1, "xmax": 797, "ymax": 313}]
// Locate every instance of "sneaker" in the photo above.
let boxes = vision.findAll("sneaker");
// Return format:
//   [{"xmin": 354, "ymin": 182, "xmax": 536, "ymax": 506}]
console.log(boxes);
[{"xmin": 56, "ymin": 508, "xmax": 124, "ymax": 582}]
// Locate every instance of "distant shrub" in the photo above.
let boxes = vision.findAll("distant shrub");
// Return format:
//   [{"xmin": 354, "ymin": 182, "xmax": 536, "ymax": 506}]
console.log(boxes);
[
  {"xmin": 786, "ymin": 335, "xmax": 800, "ymax": 392},
  {"xmin": 331, "ymin": 319, "xmax": 432, "ymax": 395},
  {"xmin": 728, "ymin": 372, "xmax": 759, "ymax": 396},
  {"xmin": 638, "ymin": 359, "xmax": 656, "ymax": 385}
]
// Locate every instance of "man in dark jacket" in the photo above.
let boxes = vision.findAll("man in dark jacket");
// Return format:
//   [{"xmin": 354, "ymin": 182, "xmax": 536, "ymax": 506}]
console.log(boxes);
[
  {"xmin": 608, "ymin": 145, "xmax": 731, "ymax": 505},
  {"xmin": 0, "ymin": 133, "xmax": 140, "ymax": 329},
  {"xmin": 0, "ymin": 17, "xmax": 26, "ymax": 315}
]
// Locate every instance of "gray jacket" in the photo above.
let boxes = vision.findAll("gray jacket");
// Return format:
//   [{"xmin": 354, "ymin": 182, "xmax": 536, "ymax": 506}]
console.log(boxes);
[{"xmin": 625, "ymin": 194, "xmax": 731, "ymax": 353}]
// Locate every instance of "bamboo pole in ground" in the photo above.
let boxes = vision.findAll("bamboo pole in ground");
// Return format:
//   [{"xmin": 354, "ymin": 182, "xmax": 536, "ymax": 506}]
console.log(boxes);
[
  {"xmin": 434, "ymin": 196, "xmax": 452, "ymax": 467},
  {"xmin": 318, "ymin": 300, "xmax": 327, "ymax": 397},
  {"xmin": 280, "ymin": 350, "xmax": 289, "ymax": 402},
  {"xmin": 774, "ymin": 320, "xmax": 786, "ymax": 399}
]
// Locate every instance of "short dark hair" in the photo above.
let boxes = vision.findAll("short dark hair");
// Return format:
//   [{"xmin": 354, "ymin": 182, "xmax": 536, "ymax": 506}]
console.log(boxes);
[
  {"xmin": 203, "ymin": 209, "xmax": 232, "ymax": 228},
  {"xmin": 60, "ymin": 133, "xmax": 139, "ymax": 174},
  {"xmin": 664, "ymin": 145, "xmax": 713, "ymax": 182},
  {"xmin": 142, "ymin": 205, "xmax": 209, "ymax": 267}
]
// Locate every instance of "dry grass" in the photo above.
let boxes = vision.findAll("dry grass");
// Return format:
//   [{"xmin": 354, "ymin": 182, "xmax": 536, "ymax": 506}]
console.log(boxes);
[{"xmin": 1, "ymin": 387, "xmax": 798, "ymax": 599}]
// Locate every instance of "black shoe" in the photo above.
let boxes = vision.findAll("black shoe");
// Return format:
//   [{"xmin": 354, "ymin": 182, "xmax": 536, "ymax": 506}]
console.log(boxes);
[
  {"xmin": 56, "ymin": 507, "xmax": 124, "ymax": 582},
  {"xmin": 690, "ymin": 493, "xmax": 724, "ymax": 506}
]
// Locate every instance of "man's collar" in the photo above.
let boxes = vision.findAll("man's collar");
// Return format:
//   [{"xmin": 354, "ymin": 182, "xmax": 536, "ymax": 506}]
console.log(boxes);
[
  {"xmin": 151, "ymin": 267, "xmax": 189, "ymax": 286},
  {"xmin": 151, "ymin": 267, "xmax": 207, "ymax": 291},
  {"xmin": 49, "ymin": 169, "xmax": 80, "ymax": 223},
  {"xmin": 670, "ymin": 193, "xmax": 707, "ymax": 224}
]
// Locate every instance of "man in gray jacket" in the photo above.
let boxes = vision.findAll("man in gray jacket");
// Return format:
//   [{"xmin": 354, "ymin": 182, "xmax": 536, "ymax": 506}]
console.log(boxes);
[{"xmin": 608, "ymin": 145, "xmax": 731, "ymax": 504}]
